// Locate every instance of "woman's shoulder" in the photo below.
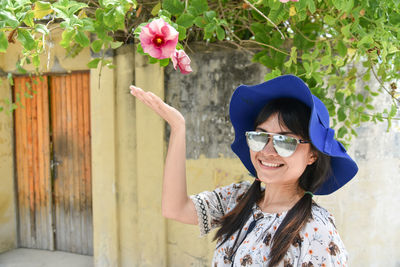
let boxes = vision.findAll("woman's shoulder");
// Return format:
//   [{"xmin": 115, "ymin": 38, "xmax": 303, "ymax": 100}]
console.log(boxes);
[
  {"xmin": 212, "ymin": 180, "xmax": 252, "ymax": 208},
  {"xmin": 294, "ymin": 203, "xmax": 348, "ymax": 265},
  {"xmin": 309, "ymin": 203, "xmax": 338, "ymax": 230},
  {"xmin": 214, "ymin": 180, "xmax": 252, "ymax": 196}
]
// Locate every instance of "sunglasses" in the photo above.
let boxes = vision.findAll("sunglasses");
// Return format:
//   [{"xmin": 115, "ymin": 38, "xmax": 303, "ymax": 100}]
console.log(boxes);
[{"xmin": 245, "ymin": 131, "xmax": 310, "ymax": 157}]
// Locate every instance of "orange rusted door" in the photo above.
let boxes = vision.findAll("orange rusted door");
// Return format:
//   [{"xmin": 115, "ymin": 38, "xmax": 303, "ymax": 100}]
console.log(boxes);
[
  {"xmin": 14, "ymin": 76, "xmax": 54, "ymax": 250},
  {"xmin": 14, "ymin": 72, "xmax": 92, "ymax": 255},
  {"xmin": 50, "ymin": 72, "xmax": 93, "ymax": 255}
]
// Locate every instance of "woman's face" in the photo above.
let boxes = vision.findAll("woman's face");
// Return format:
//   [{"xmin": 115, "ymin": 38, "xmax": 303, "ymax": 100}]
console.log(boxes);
[{"xmin": 249, "ymin": 113, "xmax": 316, "ymax": 185}]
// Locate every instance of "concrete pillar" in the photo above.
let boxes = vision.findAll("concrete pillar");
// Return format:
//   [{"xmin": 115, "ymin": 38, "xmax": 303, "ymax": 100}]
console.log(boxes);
[
  {"xmin": 0, "ymin": 78, "xmax": 17, "ymax": 253},
  {"xmin": 114, "ymin": 45, "xmax": 139, "ymax": 266},
  {"xmin": 134, "ymin": 54, "xmax": 167, "ymax": 266},
  {"xmin": 91, "ymin": 61, "xmax": 119, "ymax": 266}
]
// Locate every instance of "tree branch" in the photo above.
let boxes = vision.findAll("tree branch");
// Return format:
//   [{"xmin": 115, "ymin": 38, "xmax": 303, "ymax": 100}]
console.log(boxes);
[{"xmin": 243, "ymin": 0, "xmax": 285, "ymax": 40}]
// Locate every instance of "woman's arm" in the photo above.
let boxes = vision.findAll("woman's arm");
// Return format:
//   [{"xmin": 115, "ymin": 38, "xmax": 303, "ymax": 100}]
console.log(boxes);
[{"xmin": 130, "ymin": 85, "xmax": 198, "ymax": 225}]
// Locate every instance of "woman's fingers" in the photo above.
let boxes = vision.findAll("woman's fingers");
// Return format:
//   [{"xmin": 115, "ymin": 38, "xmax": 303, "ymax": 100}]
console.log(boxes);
[
  {"xmin": 130, "ymin": 85, "xmax": 156, "ymax": 108},
  {"xmin": 129, "ymin": 85, "xmax": 185, "ymax": 128}
]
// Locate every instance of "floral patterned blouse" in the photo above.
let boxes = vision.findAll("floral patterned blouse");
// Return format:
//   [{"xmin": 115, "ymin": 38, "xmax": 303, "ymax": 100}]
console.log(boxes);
[{"xmin": 190, "ymin": 181, "xmax": 348, "ymax": 267}]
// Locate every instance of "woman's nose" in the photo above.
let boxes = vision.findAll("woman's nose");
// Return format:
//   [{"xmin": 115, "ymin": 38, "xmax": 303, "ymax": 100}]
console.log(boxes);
[{"xmin": 261, "ymin": 138, "xmax": 278, "ymax": 155}]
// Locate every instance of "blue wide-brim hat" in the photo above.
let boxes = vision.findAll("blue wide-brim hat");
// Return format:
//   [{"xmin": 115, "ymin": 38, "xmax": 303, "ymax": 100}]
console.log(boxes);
[{"xmin": 230, "ymin": 75, "xmax": 358, "ymax": 195}]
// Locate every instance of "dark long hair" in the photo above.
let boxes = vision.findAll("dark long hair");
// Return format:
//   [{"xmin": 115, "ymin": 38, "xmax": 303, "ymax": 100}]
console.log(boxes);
[{"xmin": 214, "ymin": 98, "xmax": 331, "ymax": 266}]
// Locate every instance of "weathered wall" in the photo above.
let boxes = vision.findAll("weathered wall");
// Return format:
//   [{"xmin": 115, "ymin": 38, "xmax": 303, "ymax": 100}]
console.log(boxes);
[
  {"xmin": 165, "ymin": 46, "xmax": 400, "ymax": 266},
  {"xmin": 0, "ymin": 78, "xmax": 17, "ymax": 253},
  {"xmin": 316, "ymin": 79, "xmax": 400, "ymax": 266}
]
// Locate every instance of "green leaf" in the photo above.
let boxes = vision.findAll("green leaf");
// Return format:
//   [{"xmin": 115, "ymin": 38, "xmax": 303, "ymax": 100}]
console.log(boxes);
[
  {"xmin": 148, "ymin": 56, "xmax": 158, "ymax": 64},
  {"xmin": 159, "ymin": 58, "xmax": 169, "ymax": 67},
  {"xmin": 17, "ymin": 29, "xmax": 36, "ymax": 51},
  {"xmin": 204, "ymin": 11, "xmax": 216, "ymax": 22},
  {"xmin": 0, "ymin": 32, "xmax": 8, "ymax": 53},
  {"xmin": 335, "ymin": 91, "xmax": 345, "ymax": 104},
  {"xmin": 23, "ymin": 11, "xmax": 35, "ymax": 27},
  {"xmin": 360, "ymin": 114, "xmax": 370, "ymax": 122},
  {"xmin": 0, "ymin": 10, "xmax": 19, "ymax": 28},
  {"xmin": 35, "ymin": 24, "xmax": 49, "ymax": 35},
  {"xmin": 307, "ymin": 0, "xmax": 316, "ymax": 14},
  {"xmin": 337, "ymin": 126, "xmax": 348, "ymax": 138},
  {"xmin": 32, "ymin": 55, "xmax": 40, "ymax": 67},
  {"xmin": 187, "ymin": 0, "xmax": 208, "ymax": 16},
  {"xmin": 341, "ymin": 24, "xmax": 351, "ymax": 38},
  {"xmin": 60, "ymin": 30, "xmax": 74, "ymax": 48},
  {"xmin": 162, "ymin": 0, "xmax": 184, "ymax": 16},
  {"xmin": 34, "ymin": 1, "xmax": 53, "ymax": 19},
  {"xmin": 321, "ymin": 55, "xmax": 331, "ymax": 66},
  {"xmin": 290, "ymin": 47, "xmax": 297, "ymax": 64},
  {"xmin": 362, "ymin": 71, "xmax": 370, "ymax": 82},
  {"xmin": 24, "ymin": 92, "xmax": 33, "ymax": 99},
  {"xmin": 7, "ymin": 73, "xmax": 13, "ymax": 86},
  {"xmin": 194, "ymin": 16, "xmax": 207, "ymax": 27},
  {"xmin": 366, "ymin": 104, "xmax": 374, "ymax": 110},
  {"xmin": 158, "ymin": 9, "xmax": 172, "ymax": 19},
  {"xmin": 204, "ymin": 22, "xmax": 216, "ymax": 39},
  {"xmin": 74, "ymin": 31, "xmax": 90, "ymax": 47},
  {"xmin": 177, "ymin": 13, "xmax": 195, "ymax": 28},
  {"xmin": 324, "ymin": 15, "xmax": 336, "ymax": 26},
  {"xmin": 216, "ymin": 26, "xmax": 225, "ymax": 41},
  {"xmin": 389, "ymin": 104, "xmax": 397, "ymax": 117},
  {"xmin": 151, "ymin": 2, "xmax": 162, "ymax": 16},
  {"xmin": 264, "ymin": 69, "xmax": 281, "ymax": 81},
  {"xmin": 87, "ymin": 58, "xmax": 101, "ymax": 68},
  {"xmin": 335, "ymin": 40, "xmax": 347, "ymax": 57},
  {"xmin": 110, "ymin": 41, "xmax": 123, "ymax": 49},
  {"xmin": 357, "ymin": 35, "xmax": 374, "ymax": 48},
  {"xmin": 91, "ymin": 39, "xmax": 103, "ymax": 53},
  {"xmin": 177, "ymin": 25, "xmax": 186, "ymax": 40},
  {"xmin": 337, "ymin": 107, "xmax": 346, "ymax": 121},
  {"xmin": 284, "ymin": 59, "xmax": 292, "ymax": 68}
]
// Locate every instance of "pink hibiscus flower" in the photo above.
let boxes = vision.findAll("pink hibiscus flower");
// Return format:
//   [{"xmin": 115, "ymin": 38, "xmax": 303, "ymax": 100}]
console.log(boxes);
[
  {"xmin": 139, "ymin": 18, "xmax": 179, "ymax": 59},
  {"xmin": 171, "ymin": 49, "xmax": 192, "ymax": 75}
]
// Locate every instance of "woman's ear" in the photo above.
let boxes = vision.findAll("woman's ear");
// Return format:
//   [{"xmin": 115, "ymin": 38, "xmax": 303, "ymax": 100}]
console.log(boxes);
[{"xmin": 307, "ymin": 151, "xmax": 318, "ymax": 165}]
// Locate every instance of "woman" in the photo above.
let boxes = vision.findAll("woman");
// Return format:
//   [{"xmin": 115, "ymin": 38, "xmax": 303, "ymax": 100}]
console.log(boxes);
[{"xmin": 130, "ymin": 75, "xmax": 358, "ymax": 266}]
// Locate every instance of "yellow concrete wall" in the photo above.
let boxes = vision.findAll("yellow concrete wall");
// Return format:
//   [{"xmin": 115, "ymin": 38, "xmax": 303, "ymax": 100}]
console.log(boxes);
[{"xmin": 0, "ymin": 78, "xmax": 17, "ymax": 253}]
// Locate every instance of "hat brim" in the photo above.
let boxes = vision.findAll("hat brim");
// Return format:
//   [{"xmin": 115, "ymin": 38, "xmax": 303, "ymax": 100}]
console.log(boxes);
[{"xmin": 229, "ymin": 75, "xmax": 358, "ymax": 195}]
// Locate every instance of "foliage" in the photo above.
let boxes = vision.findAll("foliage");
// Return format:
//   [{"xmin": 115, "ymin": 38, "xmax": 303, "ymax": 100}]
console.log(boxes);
[{"xmin": 0, "ymin": 0, "xmax": 399, "ymax": 144}]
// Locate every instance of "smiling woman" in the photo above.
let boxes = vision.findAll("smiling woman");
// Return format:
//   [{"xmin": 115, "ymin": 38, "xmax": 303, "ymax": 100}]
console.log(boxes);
[{"xmin": 130, "ymin": 75, "xmax": 358, "ymax": 266}]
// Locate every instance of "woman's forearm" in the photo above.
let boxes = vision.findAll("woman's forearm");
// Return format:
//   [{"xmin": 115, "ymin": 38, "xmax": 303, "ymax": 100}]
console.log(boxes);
[{"xmin": 162, "ymin": 125, "xmax": 197, "ymax": 224}]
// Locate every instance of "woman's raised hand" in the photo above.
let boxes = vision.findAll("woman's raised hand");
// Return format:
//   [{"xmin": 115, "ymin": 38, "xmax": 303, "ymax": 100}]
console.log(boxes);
[
  {"xmin": 130, "ymin": 85, "xmax": 185, "ymax": 130},
  {"xmin": 130, "ymin": 85, "xmax": 197, "ymax": 225}
]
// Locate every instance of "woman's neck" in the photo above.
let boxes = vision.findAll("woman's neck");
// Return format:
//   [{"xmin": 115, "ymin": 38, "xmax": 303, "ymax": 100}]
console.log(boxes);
[{"xmin": 258, "ymin": 182, "xmax": 304, "ymax": 214}]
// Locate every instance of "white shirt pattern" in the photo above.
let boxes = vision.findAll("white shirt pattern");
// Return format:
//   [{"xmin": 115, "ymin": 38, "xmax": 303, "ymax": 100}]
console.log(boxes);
[{"xmin": 190, "ymin": 181, "xmax": 348, "ymax": 267}]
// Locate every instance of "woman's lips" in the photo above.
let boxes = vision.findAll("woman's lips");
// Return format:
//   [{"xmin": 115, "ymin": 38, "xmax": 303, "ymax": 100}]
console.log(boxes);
[{"xmin": 259, "ymin": 160, "xmax": 284, "ymax": 168}]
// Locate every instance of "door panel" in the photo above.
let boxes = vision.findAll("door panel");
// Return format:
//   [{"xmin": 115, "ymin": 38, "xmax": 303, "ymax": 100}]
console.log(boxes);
[
  {"xmin": 14, "ymin": 72, "xmax": 92, "ymax": 255},
  {"xmin": 14, "ymin": 76, "xmax": 53, "ymax": 250},
  {"xmin": 50, "ymin": 72, "xmax": 93, "ymax": 255}
]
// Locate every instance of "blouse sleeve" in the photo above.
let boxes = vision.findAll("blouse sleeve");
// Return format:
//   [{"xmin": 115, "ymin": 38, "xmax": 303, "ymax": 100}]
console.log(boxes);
[
  {"xmin": 299, "ymin": 206, "xmax": 348, "ymax": 266},
  {"xmin": 190, "ymin": 181, "xmax": 251, "ymax": 236}
]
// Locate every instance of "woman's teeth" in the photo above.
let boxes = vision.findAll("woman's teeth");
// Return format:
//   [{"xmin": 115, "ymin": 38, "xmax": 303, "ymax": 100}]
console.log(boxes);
[{"xmin": 260, "ymin": 161, "xmax": 283, "ymax": 167}]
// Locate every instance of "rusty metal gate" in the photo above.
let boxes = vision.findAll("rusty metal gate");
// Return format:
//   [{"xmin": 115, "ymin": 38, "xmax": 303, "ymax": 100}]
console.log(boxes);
[{"xmin": 13, "ymin": 72, "xmax": 93, "ymax": 255}]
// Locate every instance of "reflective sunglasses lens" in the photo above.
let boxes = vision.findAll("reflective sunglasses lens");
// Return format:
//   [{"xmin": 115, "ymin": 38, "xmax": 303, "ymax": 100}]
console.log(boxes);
[
  {"xmin": 246, "ymin": 132, "xmax": 269, "ymax": 152},
  {"xmin": 272, "ymin": 135, "xmax": 298, "ymax": 157}
]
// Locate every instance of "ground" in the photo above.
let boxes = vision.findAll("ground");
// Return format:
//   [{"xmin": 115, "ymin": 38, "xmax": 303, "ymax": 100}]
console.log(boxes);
[{"xmin": 0, "ymin": 248, "xmax": 92, "ymax": 267}]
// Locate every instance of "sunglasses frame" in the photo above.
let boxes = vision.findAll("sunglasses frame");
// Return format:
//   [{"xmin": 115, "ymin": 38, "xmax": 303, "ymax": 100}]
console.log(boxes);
[{"xmin": 245, "ymin": 131, "xmax": 310, "ymax": 157}]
